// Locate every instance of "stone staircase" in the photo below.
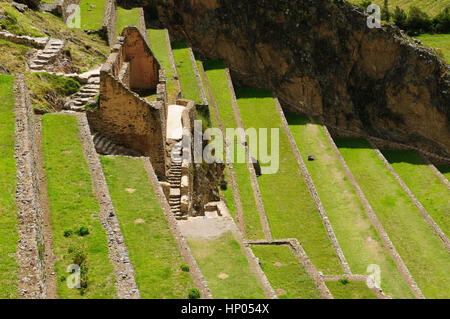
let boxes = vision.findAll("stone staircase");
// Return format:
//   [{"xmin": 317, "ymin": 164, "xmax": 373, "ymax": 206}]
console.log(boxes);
[
  {"xmin": 168, "ymin": 142, "xmax": 185, "ymax": 220},
  {"xmin": 64, "ymin": 69, "xmax": 101, "ymax": 111},
  {"xmin": 29, "ymin": 38, "xmax": 65, "ymax": 71},
  {"xmin": 93, "ymin": 132, "xmax": 139, "ymax": 156}
]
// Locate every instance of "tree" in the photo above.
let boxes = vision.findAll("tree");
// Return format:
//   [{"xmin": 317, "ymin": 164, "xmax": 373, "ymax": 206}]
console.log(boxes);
[
  {"xmin": 432, "ymin": 6, "xmax": 450, "ymax": 33},
  {"xmin": 406, "ymin": 6, "xmax": 432, "ymax": 35},
  {"xmin": 393, "ymin": 6, "xmax": 407, "ymax": 30},
  {"xmin": 381, "ymin": 0, "xmax": 390, "ymax": 22}
]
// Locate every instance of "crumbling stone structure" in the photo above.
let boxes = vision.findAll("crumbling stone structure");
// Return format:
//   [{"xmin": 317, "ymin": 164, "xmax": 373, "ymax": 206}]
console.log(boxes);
[{"xmin": 87, "ymin": 26, "xmax": 167, "ymax": 178}]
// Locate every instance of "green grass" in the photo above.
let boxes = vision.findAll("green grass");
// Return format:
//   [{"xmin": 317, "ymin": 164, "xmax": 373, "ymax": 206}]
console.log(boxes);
[
  {"xmin": 42, "ymin": 114, "xmax": 116, "ymax": 298},
  {"xmin": 286, "ymin": 115, "xmax": 413, "ymax": 298},
  {"xmin": 0, "ymin": 75, "xmax": 18, "ymax": 298},
  {"xmin": 100, "ymin": 156, "xmax": 195, "ymax": 298},
  {"xmin": 348, "ymin": 0, "xmax": 448, "ymax": 16},
  {"xmin": 336, "ymin": 138, "xmax": 450, "ymax": 298},
  {"xmin": 147, "ymin": 28, "xmax": 181, "ymax": 104},
  {"xmin": 236, "ymin": 88, "xmax": 342, "ymax": 275},
  {"xmin": 25, "ymin": 73, "xmax": 81, "ymax": 112},
  {"xmin": 117, "ymin": 7, "xmax": 140, "ymax": 35},
  {"xmin": 202, "ymin": 61, "xmax": 264, "ymax": 240},
  {"xmin": 188, "ymin": 232, "xmax": 265, "ymax": 298},
  {"xmin": 148, "ymin": 29, "xmax": 172, "ymax": 77},
  {"xmin": 415, "ymin": 34, "xmax": 450, "ymax": 63},
  {"xmin": 80, "ymin": 0, "xmax": 106, "ymax": 31},
  {"xmin": 252, "ymin": 245, "xmax": 321, "ymax": 299},
  {"xmin": 326, "ymin": 280, "xmax": 378, "ymax": 299},
  {"xmin": 382, "ymin": 150, "xmax": 450, "ymax": 237},
  {"xmin": 172, "ymin": 40, "xmax": 202, "ymax": 104},
  {"xmin": 0, "ymin": 3, "xmax": 45, "ymax": 37}
]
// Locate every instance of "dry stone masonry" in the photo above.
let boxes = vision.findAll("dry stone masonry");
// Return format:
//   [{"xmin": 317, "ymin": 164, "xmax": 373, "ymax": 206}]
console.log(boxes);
[{"xmin": 29, "ymin": 38, "xmax": 65, "ymax": 72}]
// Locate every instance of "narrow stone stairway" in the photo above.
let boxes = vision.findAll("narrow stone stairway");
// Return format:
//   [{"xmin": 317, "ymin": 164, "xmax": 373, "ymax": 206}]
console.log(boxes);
[
  {"xmin": 168, "ymin": 142, "xmax": 185, "ymax": 220},
  {"xmin": 93, "ymin": 132, "xmax": 138, "ymax": 156},
  {"xmin": 29, "ymin": 38, "xmax": 65, "ymax": 71},
  {"xmin": 64, "ymin": 68, "xmax": 101, "ymax": 111}
]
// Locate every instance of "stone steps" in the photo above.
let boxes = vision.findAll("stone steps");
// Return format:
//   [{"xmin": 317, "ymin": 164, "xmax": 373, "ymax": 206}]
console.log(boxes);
[
  {"xmin": 29, "ymin": 37, "xmax": 65, "ymax": 72},
  {"xmin": 92, "ymin": 133, "xmax": 138, "ymax": 156}
]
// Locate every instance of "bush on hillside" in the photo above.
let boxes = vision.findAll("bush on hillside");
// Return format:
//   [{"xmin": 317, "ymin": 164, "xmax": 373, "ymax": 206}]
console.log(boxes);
[{"xmin": 188, "ymin": 288, "xmax": 201, "ymax": 299}]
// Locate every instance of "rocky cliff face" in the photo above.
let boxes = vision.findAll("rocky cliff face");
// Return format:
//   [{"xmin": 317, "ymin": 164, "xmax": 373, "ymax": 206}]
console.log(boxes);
[{"xmin": 131, "ymin": 0, "xmax": 450, "ymax": 157}]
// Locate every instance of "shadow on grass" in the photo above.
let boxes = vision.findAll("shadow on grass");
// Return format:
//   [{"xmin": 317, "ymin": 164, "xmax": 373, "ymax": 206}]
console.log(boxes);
[
  {"xmin": 437, "ymin": 165, "xmax": 450, "ymax": 174},
  {"xmin": 203, "ymin": 60, "xmax": 225, "ymax": 71},
  {"xmin": 235, "ymin": 87, "xmax": 273, "ymax": 99},
  {"xmin": 285, "ymin": 113, "xmax": 310, "ymax": 126},
  {"xmin": 381, "ymin": 150, "xmax": 425, "ymax": 165},
  {"xmin": 334, "ymin": 138, "xmax": 371, "ymax": 149},
  {"xmin": 171, "ymin": 39, "xmax": 188, "ymax": 50}
]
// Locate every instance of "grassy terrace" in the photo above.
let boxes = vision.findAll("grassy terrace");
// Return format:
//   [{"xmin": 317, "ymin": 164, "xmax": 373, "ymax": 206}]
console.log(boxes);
[
  {"xmin": 42, "ymin": 114, "xmax": 116, "ymax": 298},
  {"xmin": 202, "ymin": 60, "xmax": 264, "ymax": 240},
  {"xmin": 382, "ymin": 150, "xmax": 450, "ymax": 237},
  {"xmin": 100, "ymin": 156, "xmax": 195, "ymax": 298},
  {"xmin": 0, "ymin": 75, "xmax": 18, "ymax": 298},
  {"xmin": 286, "ymin": 115, "xmax": 413, "ymax": 298},
  {"xmin": 117, "ymin": 7, "xmax": 140, "ymax": 35},
  {"xmin": 148, "ymin": 29, "xmax": 171, "ymax": 76},
  {"xmin": 336, "ymin": 139, "xmax": 450, "ymax": 298},
  {"xmin": 147, "ymin": 28, "xmax": 178, "ymax": 104},
  {"xmin": 326, "ymin": 280, "xmax": 377, "ymax": 299},
  {"xmin": 236, "ymin": 88, "xmax": 342, "ymax": 275},
  {"xmin": 252, "ymin": 245, "xmax": 321, "ymax": 299},
  {"xmin": 188, "ymin": 232, "xmax": 265, "ymax": 298},
  {"xmin": 415, "ymin": 34, "xmax": 450, "ymax": 63},
  {"xmin": 80, "ymin": 0, "xmax": 106, "ymax": 31},
  {"xmin": 171, "ymin": 40, "xmax": 202, "ymax": 104}
]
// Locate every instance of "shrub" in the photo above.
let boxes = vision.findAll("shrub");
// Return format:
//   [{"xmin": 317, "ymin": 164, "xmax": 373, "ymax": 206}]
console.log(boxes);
[
  {"xmin": 432, "ymin": 7, "xmax": 450, "ymax": 33},
  {"xmin": 406, "ymin": 6, "xmax": 432, "ymax": 35},
  {"xmin": 339, "ymin": 278, "xmax": 350, "ymax": 285},
  {"xmin": 64, "ymin": 229, "xmax": 73, "ymax": 237},
  {"xmin": 69, "ymin": 244, "xmax": 89, "ymax": 290},
  {"xmin": 188, "ymin": 288, "xmax": 201, "ymax": 299},
  {"xmin": 180, "ymin": 263, "xmax": 190, "ymax": 272},
  {"xmin": 393, "ymin": 6, "xmax": 408, "ymax": 30},
  {"xmin": 76, "ymin": 226, "xmax": 90, "ymax": 237}
]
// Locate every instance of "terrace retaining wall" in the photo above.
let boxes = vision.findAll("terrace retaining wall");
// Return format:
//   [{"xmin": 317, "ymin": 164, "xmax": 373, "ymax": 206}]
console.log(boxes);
[
  {"xmin": 14, "ymin": 75, "xmax": 47, "ymax": 298},
  {"xmin": 101, "ymin": 0, "xmax": 118, "ymax": 46}
]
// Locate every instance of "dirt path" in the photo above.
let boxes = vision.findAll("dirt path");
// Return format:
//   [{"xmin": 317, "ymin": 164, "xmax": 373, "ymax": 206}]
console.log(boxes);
[{"xmin": 34, "ymin": 115, "xmax": 58, "ymax": 299}]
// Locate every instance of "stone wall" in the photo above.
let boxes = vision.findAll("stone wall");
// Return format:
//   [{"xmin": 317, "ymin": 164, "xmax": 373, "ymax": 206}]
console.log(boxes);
[
  {"xmin": 14, "ymin": 75, "xmax": 46, "ymax": 298},
  {"xmin": 0, "ymin": 30, "xmax": 48, "ymax": 48},
  {"xmin": 61, "ymin": 0, "xmax": 81, "ymax": 24},
  {"xmin": 87, "ymin": 27, "xmax": 166, "ymax": 178},
  {"xmin": 101, "ymin": 0, "xmax": 118, "ymax": 46},
  {"xmin": 152, "ymin": 0, "xmax": 450, "ymax": 158}
]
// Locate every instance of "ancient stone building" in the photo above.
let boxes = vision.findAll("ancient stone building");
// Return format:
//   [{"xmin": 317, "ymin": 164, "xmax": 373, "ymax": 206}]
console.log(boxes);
[{"xmin": 87, "ymin": 26, "xmax": 167, "ymax": 178}]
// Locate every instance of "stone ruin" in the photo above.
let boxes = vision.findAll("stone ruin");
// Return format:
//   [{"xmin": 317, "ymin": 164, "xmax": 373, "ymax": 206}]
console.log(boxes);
[
  {"xmin": 86, "ymin": 26, "xmax": 220, "ymax": 219},
  {"xmin": 87, "ymin": 26, "xmax": 167, "ymax": 178}
]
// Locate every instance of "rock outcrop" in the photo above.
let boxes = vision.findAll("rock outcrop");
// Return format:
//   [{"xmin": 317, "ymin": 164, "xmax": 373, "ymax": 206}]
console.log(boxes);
[{"xmin": 134, "ymin": 0, "xmax": 450, "ymax": 157}]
